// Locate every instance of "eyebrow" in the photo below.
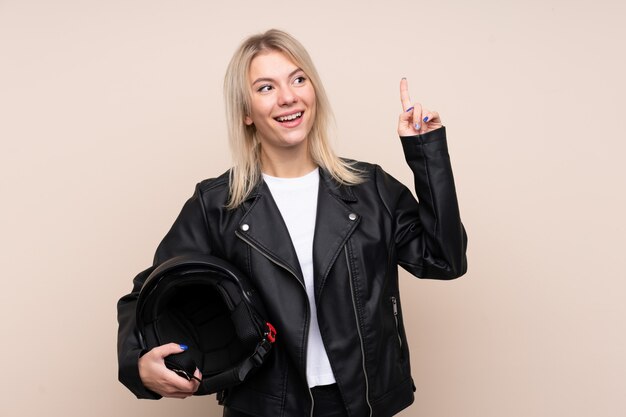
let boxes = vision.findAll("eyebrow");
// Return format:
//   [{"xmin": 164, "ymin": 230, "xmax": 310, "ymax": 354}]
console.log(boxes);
[{"xmin": 252, "ymin": 67, "xmax": 304, "ymax": 85}]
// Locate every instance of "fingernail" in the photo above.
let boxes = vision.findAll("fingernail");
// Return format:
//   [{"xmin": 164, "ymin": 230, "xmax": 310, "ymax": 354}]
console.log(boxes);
[
  {"xmin": 179, "ymin": 344, "xmax": 188, "ymax": 351},
  {"xmin": 423, "ymin": 116, "xmax": 429, "ymax": 122},
  {"xmin": 406, "ymin": 106, "xmax": 414, "ymax": 112},
  {"xmin": 414, "ymin": 123, "xmax": 421, "ymax": 130}
]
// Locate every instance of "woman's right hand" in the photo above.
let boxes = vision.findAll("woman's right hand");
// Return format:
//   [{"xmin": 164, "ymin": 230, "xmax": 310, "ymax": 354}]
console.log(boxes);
[{"xmin": 138, "ymin": 343, "xmax": 202, "ymax": 398}]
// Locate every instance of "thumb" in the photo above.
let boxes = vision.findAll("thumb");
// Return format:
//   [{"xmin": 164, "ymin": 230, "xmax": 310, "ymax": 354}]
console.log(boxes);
[
  {"xmin": 400, "ymin": 106, "xmax": 414, "ymax": 123},
  {"xmin": 154, "ymin": 342, "xmax": 189, "ymax": 359}
]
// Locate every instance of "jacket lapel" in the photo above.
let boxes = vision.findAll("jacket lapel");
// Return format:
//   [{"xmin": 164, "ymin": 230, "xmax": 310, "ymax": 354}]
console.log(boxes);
[
  {"xmin": 236, "ymin": 181, "xmax": 304, "ymax": 285},
  {"xmin": 312, "ymin": 170, "xmax": 360, "ymax": 300}
]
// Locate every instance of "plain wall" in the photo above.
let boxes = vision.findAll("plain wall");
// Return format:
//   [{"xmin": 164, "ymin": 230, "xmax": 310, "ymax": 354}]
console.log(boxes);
[{"xmin": 1, "ymin": 0, "xmax": 625, "ymax": 416}]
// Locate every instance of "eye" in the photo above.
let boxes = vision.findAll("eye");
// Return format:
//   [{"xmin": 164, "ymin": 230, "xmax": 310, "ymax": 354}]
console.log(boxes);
[
  {"xmin": 293, "ymin": 76, "xmax": 307, "ymax": 85},
  {"xmin": 257, "ymin": 84, "xmax": 273, "ymax": 93}
]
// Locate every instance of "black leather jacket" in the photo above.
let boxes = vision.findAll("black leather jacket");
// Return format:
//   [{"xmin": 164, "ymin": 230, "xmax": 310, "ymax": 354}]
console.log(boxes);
[{"xmin": 117, "ymin": 127, "xmax": 467, "ymax": 416}]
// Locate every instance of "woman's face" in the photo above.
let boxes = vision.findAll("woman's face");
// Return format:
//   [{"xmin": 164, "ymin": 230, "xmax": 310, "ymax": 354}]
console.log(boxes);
[{"xmin": 245, "ymin": 50, "xmax": 316, "ymax": 155}]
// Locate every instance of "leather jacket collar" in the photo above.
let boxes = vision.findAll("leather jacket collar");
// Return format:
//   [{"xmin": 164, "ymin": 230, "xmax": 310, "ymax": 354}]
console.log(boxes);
[{"xmin": 235, "ymin": 167, "xmax": 361, "ymax": 296}]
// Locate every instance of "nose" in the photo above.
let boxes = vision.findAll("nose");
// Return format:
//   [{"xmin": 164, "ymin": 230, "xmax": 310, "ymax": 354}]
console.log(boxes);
[{"xmin": 277, "ymin": 86, "xmax": 298, "ymax": 106}]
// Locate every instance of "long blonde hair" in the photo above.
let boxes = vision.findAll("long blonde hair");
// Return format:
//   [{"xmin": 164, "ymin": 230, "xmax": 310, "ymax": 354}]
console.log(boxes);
[{"xmin": 224, "ymin": 29, "xmax": 363, "ymax": 209}]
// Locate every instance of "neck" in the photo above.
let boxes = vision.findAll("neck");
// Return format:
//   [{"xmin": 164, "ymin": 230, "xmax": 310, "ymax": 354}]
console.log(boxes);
[{"xmin": 260, "ymin": 146, "xmax": 317, "ymax": 178}]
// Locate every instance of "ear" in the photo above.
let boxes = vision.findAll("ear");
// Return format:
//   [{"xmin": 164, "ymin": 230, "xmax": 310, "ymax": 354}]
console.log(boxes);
[{"xmin": 244, "ymin": 115, "xmax": 253, "ymax": 125}]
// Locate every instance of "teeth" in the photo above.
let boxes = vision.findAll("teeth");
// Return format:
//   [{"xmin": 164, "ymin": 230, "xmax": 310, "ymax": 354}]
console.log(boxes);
[{"xmin": 276, "ymin": 112, "xmax": 302, "ymax": 122}]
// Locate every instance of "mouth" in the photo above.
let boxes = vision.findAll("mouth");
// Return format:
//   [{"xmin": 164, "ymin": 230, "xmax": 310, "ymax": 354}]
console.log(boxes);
[{"xmin": 274, "ymin": 111, "xmax": 303, "ymax": 123}]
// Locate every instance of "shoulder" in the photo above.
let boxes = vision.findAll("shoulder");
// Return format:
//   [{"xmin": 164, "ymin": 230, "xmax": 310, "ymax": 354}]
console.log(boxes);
[
  {"xmin": 196, "ymin": 170, "xmax": 230, "ymax": 193},
  {"xmin": 338, "ymin": 157, "xmax": 397, "ymax": 187},
  {"xmin": 190, "ymin": 170, "xmax": 231, "ymax": 208},
  {"xmin": 338, "ymin": 157, "xmax": 379, "ymax": 180},
  {"xmin": 340, "ymin": 158, "xmax": 411, "ymax": 215}
]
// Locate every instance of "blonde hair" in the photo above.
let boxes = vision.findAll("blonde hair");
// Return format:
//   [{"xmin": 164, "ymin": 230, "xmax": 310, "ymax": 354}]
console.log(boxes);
[{"xmin": 224, "ymin": 29, "xmax": 363, "ymax": 209}]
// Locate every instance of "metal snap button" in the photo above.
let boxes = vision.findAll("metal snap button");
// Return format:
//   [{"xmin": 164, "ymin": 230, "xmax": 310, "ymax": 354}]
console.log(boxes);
[
  {"xmin": 241, "ymin": 223, "xmax": 250, "ymax": 232},
  {"xmin": 348, "ymin": 213, "xmax": 357, "ymax": 221}
]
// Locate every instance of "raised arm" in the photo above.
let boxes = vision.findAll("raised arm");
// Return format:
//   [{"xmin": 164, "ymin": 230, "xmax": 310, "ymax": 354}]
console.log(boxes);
[{"xmin": 382, "ymin": 78, "xmax": 467, "ymax": 279}]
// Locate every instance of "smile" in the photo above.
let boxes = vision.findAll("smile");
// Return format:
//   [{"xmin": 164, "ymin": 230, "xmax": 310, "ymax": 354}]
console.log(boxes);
[{"xmin": 274, "ymin": 111, "xmax": 303, "ymax": 123}]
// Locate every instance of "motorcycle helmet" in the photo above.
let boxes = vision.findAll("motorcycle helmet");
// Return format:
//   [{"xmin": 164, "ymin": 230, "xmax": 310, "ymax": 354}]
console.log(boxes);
[{"xmin": 136, "ymin": 254, "xmax": 276, "ymax": 395}]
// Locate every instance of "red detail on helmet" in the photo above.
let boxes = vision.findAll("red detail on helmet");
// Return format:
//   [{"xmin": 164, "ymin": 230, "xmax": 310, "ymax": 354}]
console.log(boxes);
[{"xmin": 266, "ymin": 322, "xmax": 277, "ymax": 343}]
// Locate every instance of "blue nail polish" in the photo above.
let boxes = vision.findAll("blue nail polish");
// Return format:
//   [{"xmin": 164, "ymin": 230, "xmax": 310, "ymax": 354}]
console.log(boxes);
[
  {"xmin": 414, "ymin": 123, "xmax": 421, "ymax": 130},
  {"xmin": 423, "ymin": 116, "xmax": 429, "ymax": 122},
  {"xmin": 180, "ymin": 344, "xmax": 188, "ymax": 351},
  {"xmin": 406, "ymin": 106, "xmax": 414, "ymax": 112}
]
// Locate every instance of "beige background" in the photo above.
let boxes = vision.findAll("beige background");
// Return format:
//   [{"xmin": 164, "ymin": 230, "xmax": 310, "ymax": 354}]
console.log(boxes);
[{"xmin": 1, "ymin": 0, "xmax": 625, "ymax": 416}]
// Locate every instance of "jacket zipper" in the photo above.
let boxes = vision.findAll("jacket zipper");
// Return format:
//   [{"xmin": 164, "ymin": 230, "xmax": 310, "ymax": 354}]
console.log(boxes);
[
  {"xmin": 390, "ymin": 296, "xmax": 402, "ymax": 350},
  {"xmin": 344, "ymin": 247, "xmax": 373, "ymax": 417},
  {"xmin": 236, "ymin": 231, "xmax": 315, "ymax": 417}
]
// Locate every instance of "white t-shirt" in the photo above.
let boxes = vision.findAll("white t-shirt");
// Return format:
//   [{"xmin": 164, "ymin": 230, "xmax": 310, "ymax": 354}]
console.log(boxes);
[{"xmin": 262, "ymin": 168, "xmax": 336, "ymax": 387}]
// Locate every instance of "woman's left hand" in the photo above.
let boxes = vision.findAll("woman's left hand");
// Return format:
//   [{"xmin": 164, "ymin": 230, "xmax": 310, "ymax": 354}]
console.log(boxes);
[{"xmin": 398, "ymin": 78, "xmax": 443, "ymax": 136}]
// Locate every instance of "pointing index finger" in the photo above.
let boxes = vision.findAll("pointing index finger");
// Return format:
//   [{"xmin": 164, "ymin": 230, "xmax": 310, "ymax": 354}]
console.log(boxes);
[{"xmin": 400, "ymin": 78, "xmax": 412, "ymax": 111}]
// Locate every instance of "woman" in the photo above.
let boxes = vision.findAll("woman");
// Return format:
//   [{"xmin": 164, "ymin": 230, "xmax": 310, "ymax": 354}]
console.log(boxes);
[{"xmin": 117, "ymin": 29, "xmax": 467, "ymax": 417}]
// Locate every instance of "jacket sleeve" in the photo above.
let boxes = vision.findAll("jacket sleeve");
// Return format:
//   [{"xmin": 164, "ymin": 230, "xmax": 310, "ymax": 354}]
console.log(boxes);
[
  {"xmin": 116, "ymin": 183, "xmax": 212, "ymax": 398},
  {"xmin": 377, "ymin": 127, "xmax": 467, "ymax": 279}
]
